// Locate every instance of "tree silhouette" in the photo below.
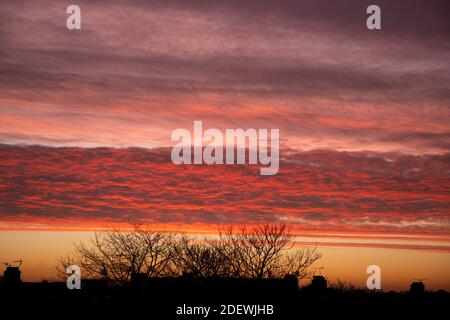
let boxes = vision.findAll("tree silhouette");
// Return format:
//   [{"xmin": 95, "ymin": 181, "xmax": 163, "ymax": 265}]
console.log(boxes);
[
  {"xmin": 171, "ymin": 235, "xmax": 232, "ymax": 277},
  {"xmin": 58, "ymin": 223, "xmax": 175, "ymax": 282},
  {"xmin": 215, "ymin": 224, "xmax": 321, "ymax": 279},
  {"xmin": 58, "ymin": 223, "xmax": 321, "ymax": 283}
]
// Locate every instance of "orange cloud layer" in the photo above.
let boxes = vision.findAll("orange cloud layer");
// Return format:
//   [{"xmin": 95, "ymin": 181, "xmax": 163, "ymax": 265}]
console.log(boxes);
[{"xmin": 0, "ymin": 145, "xmax": 448, "ymax": 236}]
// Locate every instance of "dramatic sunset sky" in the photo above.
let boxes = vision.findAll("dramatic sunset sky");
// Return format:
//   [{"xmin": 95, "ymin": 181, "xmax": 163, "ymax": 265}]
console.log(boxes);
[{"xmin": 0, "ymin": 0, "xmax": 449, "ymax": 290}]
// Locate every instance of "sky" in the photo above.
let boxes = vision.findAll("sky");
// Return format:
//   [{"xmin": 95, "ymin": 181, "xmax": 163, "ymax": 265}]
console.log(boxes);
[{"xmin": 0, "ymin": 0, "xmax": 449, "ymax": 289}]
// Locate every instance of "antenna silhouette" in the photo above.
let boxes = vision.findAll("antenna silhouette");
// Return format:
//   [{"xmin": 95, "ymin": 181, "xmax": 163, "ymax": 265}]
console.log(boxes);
[
  {"xmin": 12, "ymin": 259, "xmax": 23, "ymax": 268},
  {"xmin": 2, "ymin": 259, "xmax": 23, "ymax": 268}
]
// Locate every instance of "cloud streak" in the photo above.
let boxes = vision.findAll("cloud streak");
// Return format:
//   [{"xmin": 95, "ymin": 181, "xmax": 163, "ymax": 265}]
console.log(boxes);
[{"xmin": 0, "ymin": 145, "xmax": 448, "ymax": 236}]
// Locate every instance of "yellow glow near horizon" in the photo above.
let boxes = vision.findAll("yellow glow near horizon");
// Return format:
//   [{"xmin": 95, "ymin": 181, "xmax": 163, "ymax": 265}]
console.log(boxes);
[{"xmin": 1, "ymin": 231, "xmax": 449, "ymax": 291}]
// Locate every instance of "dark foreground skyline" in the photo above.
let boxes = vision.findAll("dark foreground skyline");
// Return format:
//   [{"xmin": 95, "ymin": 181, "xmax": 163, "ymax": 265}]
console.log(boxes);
[{"xmin": 0, "ymin": 0, "xmax": 449, "ymax": 295}]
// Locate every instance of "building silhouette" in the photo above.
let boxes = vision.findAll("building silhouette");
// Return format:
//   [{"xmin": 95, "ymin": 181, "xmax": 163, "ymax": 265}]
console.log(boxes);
[{"xmin": 3, "ymin": 266, "xmax": 21, "ymax": 285}]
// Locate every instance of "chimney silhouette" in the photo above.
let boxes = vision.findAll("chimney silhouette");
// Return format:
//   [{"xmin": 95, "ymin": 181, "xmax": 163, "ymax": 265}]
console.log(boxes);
[
  {"xmin": 409, "ymin": 281, "xmax": 425, "ymax": 294},
  {"xmin": 3, "ymin": 266, "xmax": 21, "ymax": 285},
  {"xmin": 310, "ymin": 275, "xmax": 327, "ymax": 290}
]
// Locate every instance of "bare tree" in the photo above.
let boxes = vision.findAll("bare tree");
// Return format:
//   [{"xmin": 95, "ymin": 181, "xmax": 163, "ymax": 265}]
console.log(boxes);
[
  {"xmin": 58, "ymin": 223, "xmax": 321, "ymax": 282},
  {"xmin": 171, "ymin": 235, "xmax": 231, "ymax": 277},
  {"xmin": 218, "ymin": 224, "xmax": 319, "ymax": 279},
  {"xmin": 58, "ymin": 223, "xmax": 175, "ymax": 283},
  {"xmin": 180, "ymin": 224, "xmax": 322, "ymax": 280},
  {"xmin": 278, "ymin": 246, "xmax": 322, "ymax": 279}
]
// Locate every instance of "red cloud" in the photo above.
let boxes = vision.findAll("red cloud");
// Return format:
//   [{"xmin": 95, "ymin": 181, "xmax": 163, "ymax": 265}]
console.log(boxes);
[{"xmin": 0, "ymin": 145, "xmax": 448, "ymax": 237}]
